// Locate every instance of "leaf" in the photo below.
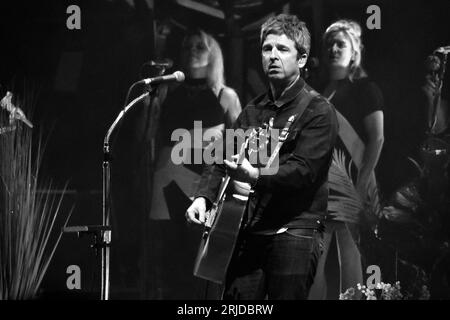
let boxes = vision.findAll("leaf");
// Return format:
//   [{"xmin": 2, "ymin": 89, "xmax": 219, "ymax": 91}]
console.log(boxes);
[
  {"xmin": 328, "ymin": 149, "xmax": 383, "ymax": 228},
  {"xmin": 328, "ymin": 149, "xmax": 364, "ymax": 223}
]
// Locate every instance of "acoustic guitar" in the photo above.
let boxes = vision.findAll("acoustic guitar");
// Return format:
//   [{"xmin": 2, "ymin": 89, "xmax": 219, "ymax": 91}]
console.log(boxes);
[
  {"xmin": 193, "ymin": 115, "xmax": 297, "ymax": 284},
  {"xmin": 193, "ymin": 128, "xmax": 258, "ymax": 284}
]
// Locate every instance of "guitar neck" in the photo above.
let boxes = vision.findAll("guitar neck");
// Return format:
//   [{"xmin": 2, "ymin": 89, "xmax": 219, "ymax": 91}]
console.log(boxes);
[
  {"xmin": 209, "ymin": 130, "xmax": 254, "ymax": 216},
  {"xmin": 213, "ymin": 131, "xmax": 251, "ymax": 205},
  {"xmin": 213, "ymin": 175, "xmax": 231, "ymax": 206}
]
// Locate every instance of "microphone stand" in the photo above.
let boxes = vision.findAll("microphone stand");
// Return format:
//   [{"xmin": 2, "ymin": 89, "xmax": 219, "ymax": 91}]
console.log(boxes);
[
  {"xmin": 99, "ymin": 66, "xmax": 171, "ymax": 299},
  {"xmin": 62, "ymin": 86, "xmax": 155, "ymax": 300},
  {"xmin": 63, "ymin": 67, "xmax": 176, "ymax": 299},
  {"xmin": 101, "ymin": 90, "xmax": 151, "ymax": 300}
]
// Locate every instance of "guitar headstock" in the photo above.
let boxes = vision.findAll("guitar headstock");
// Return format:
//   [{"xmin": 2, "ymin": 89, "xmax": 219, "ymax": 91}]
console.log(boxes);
[
  {"xmin": 247, "ymin": 122, "xmax": 271, "ymax": 157},
  {"xmin": 237, "ymin": 128, "xmax": 257, "ymax": 162},
  {"xmin": 234, "ymin": 128, "xmax": 264, "ymax": 165},
  {"xmin": 278, "ymin": 115, "xmax": 296, "ymax": 142},
  {"xmin": 235, "ymin": 114, "xmax": 297, "ymax": 166}
]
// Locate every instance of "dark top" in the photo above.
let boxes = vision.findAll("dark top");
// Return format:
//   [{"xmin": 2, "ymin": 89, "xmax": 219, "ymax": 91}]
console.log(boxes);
[
  {"xmin": 328, "ymin": 77, "xmax": 383, "ymax": 143},
  {"xmin": 195, "ymin": 77, "xmax": 339, "ymax": 231},
  {"xmin": 159, "ymin": 78, "xmax": 225, "ymax": 147},
  {"xmin": 324, "ymin": 77, "xmax": 384, "ymax": 189}
]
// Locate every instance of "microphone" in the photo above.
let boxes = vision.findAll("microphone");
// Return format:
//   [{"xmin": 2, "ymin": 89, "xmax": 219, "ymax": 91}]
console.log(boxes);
[
  {"xmin": 435, "ymin": 46, "xmax": 450, "ymax": 54},
  {"xmin": 141, "ymin": 71, "xmax": 185, "ymax": 85},
  {"xmin": 140, "ymin": 59, "xmax": 173, "ymax": 78},
  {"xmin": 147, "ymin": 58, "xmax": 173, "ymax": 68}
]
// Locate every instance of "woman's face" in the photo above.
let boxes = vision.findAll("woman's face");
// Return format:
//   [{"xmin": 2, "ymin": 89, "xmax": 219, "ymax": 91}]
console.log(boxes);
[
  {"xmin": 324, "ymin": 31, "xmax": 354, "ymax": 69},
  {"xmin": 182, "ymin": 35, "xmax": 209, "ymax": 69}
]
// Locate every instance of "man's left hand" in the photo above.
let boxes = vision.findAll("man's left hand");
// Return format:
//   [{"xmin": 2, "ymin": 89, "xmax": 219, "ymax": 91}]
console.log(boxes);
[{"xmin": 224, "ymin": 155, "xmax": 259, "ymax": 185}]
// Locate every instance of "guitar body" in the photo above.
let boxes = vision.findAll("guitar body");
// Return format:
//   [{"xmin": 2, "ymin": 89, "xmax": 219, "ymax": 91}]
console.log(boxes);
[{"xmin": 194, "ymin": 190, "xmax": 249, "ymax": 284}]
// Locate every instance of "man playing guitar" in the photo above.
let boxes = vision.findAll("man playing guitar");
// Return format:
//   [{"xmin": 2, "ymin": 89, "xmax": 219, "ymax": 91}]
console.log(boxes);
[{"xmin": 186, "ymin": 14, "xmax": 338, "ymax": 300}]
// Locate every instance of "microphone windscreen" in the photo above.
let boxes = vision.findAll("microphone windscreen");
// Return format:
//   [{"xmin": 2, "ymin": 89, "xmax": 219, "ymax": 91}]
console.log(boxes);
[{"xmin": 174, "ymin": 71, "xmax": 185, "ymax": 82}]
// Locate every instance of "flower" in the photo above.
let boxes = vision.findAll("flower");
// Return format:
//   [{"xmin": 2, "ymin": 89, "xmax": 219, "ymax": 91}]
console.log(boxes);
[
  {"xmin": 419, "ymin": 285, "xmax": 430, "ymax": 300},
  {"xmin": 340, "ymin": 281, "xmax": 419, "ymax": 300},
  {"xmin": 339, "ymin": 287, "xmax": 356, "ymax": 300}
]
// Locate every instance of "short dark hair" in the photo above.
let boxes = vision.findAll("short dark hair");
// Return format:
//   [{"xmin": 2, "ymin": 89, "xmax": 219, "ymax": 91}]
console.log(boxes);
[{"xmin": 260, "ymin": 14, "xmax": 311, "ymax": 57}]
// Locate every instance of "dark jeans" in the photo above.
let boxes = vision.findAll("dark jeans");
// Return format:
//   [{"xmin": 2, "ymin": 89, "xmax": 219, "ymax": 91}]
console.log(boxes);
[{"xmin": 223, "ymin": 228, "xmax": 323, "ymax": 300}]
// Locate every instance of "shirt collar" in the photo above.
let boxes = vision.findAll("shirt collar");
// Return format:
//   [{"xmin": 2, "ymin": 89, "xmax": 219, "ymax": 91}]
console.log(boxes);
[{"xmin": 261, "ymin": 76, "xmax": 306, "ymax": 109}]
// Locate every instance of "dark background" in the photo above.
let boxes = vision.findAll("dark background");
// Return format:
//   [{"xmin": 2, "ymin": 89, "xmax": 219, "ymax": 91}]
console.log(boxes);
[{"xmin": 1, "ymin": 0, "xmax": 449, "ymax": 299}]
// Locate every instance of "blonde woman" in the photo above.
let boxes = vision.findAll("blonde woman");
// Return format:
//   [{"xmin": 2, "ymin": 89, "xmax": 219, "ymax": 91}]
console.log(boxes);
[
  {"xmin": 309, "ymin": 20, "xmax": 384, "ymax": 299},
  {"xmin": 149, "ymin": 29, "xmax": 241, "ymax": 299}
]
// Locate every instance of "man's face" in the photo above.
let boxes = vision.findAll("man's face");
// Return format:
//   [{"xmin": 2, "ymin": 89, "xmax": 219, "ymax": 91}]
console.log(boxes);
[{"xmin": 261, "ymin": 33, "xmax": 306, "ymax": 86}]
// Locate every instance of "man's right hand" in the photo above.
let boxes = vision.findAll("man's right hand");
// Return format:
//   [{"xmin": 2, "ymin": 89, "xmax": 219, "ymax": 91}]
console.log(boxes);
[{"xmin": 186, "ymin": 197, "xmax": 207, "ymax": 225}]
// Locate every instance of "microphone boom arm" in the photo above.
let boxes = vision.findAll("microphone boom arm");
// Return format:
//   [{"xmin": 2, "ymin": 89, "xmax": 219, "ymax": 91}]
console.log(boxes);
[
  {"xmin": 104, "ymin": 91, "xmax": 150, "ymax": 145},
  {"xmin": 101, "ymin": 89, "xmax": 149, "ymax": 300}
]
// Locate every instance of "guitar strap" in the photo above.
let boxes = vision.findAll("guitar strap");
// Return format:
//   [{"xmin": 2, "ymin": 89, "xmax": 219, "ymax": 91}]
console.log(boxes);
[{"xmin": 265, "ymin": 87, "xmax": 320, "ymax": 170}]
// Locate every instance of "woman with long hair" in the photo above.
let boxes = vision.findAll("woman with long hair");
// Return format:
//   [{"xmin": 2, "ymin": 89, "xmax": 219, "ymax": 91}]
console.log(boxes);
[{"xmin": 148, "ymin": 28, "xmax": 241, "ymax": 299}]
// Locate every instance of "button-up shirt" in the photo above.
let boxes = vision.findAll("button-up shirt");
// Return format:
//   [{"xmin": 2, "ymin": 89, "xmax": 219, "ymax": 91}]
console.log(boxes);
[{"xmin": 195, "ymin": 77, "xmax": 338, "ymax": 233}]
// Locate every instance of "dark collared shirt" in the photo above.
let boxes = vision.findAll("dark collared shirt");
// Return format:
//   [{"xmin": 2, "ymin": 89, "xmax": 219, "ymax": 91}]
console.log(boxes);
[{"xmin": 195, "ymin": 77, "xmax": 338, "ymax": 232}]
